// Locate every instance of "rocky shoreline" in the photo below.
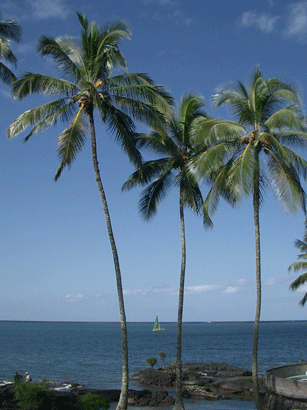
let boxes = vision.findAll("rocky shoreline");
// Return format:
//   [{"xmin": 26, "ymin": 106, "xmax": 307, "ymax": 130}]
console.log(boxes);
[
  {"xmin": 131, "ymin": 362, "xmax": 265, "ymax": 401},
  {"xmin": 0, "ymin": 363, "xmax": 264, "ymax": 408}
]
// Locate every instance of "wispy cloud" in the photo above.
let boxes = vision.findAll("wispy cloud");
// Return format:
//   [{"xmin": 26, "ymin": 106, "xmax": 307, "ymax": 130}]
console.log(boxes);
[
  {"xmin": 64, "ymin": 294, "xmax": 103, "ymax": 303},
  {"xmin": 26, "ymin": 0, "xmax": 70, "ymax": 20},
  {"xmin": 264, "ymin": 276, "xmax": 289, "ymax": 287},
  {"xmin": 223, "ymin": 286, "xmax": 240, "ymax": 294},
  {"xmin": 240, "ymin": 10, "xmax": 279, "ymax": 33},
  {"xmin": 185, "ymin": 285, "xmax": 222, "ymax": 294},
  {"xmin": 239, "ymin": 2, "xmax": 307, "ymax": 43},
  {"xmin": 124, "ymin": 281, "xmax": 245, "ymax": 297},
  {"xmin": 141, "ymin": 0, "xmax": 196, "ymax": 26},
  {"xmin": 284, "ymin": 2, "xmax": 307, "ymax": 42},
  {"xmin": 124, "ymin": 287, "xmax": 176, "ymax": 296}
]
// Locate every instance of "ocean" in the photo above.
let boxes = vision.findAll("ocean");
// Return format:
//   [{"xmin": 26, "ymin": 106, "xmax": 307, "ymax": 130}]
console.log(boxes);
[{"xmin": 1, "ymin": 321, "xmax": 307, "ymax": 410}]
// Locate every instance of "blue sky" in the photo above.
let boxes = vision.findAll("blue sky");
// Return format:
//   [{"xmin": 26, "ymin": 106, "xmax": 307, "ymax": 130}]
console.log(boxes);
[{"xmin": 1, "ymin": 0, "xmax": 307, "ymax": 322}]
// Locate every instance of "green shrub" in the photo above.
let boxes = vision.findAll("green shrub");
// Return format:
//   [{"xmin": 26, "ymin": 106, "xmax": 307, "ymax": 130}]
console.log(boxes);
[
  {"xmin": 13, "ymin": 380, "xmax": 51, "ymax": 410},
  {"xmin": 77, "ymin": 392, "xmax": 110, "ymax": 410},
  {"xmin": 158, "ymin": 351, "xmax": 166, "ymax": 366},
  {"xmin": 146, "ymin": 357, "xmax": 157, "ymax": 368}
]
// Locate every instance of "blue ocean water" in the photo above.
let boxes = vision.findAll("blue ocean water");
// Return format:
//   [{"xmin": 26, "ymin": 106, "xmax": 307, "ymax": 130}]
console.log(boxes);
[{"xmin": 1, "ymin": 321, "xmax": 307, "ymax": 410}]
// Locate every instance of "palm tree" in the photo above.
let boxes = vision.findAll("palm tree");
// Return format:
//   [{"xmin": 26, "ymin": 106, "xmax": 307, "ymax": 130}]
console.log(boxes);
[
  {"xmin": 123, "ymin": 93, "xmax": 211, "ymax": 410},
  {"xmin": 289, "ymin": 220, "xmax": 307, "ymax": 305},
  {"xmin": 0, "ymin": 10, "xmax": 21, "ymax": 84},
  {"xmin": 7, "ymin": 13, "xmax": 173, "ymax": 410},
  {"xmin": 196, "ymin": 67, "xmax": 307, "ymax": 409}
]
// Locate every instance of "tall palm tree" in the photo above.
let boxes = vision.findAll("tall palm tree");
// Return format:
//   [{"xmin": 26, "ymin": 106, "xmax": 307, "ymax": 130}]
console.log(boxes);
[
  {"xmin": 196, "ymin": 67, "xmax": 307, "ymax": 409},
  {"xmin": 7, "ymin": 13, "xmax": 173, "ymax": 410},
  {"xmin": 289, "ymin": 220, "xmax": 307, "ymax": 305},
  {"xmin": 123, "ymin": 93, "xmax": 211, "ymax": 410},
  {"xmin": 0, "ymin": 10, "xmax": 21, "ymax": 84}
]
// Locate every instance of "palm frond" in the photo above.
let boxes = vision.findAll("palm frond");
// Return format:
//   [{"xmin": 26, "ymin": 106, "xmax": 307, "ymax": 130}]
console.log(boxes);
[
  {"xmin": 38, "ymin": 36, "xmax": 81, "ymax": 81},
  {"xmin": 176, "ymin": 165, "xmax": 205, "ymax": 219},
  {"xmin": 290, "ymin": 272, "xmax": 307, "ymax": 291},
  {"xmin": 294, "ymin": 238, "xmax": 307, "ymax": 255},
  {"xmin": 76, "ymin": 12, "xmax": 89, "ymax": 32},
  {"xmin": 266, "ymin": 137, "xmax": 307, "ymax": 180},
  {"xmin": 109, "ymin": 72, "xmax": 174, "ymax": 113},
  {"xmin": 0, "ymin": 61, "xmax": 15, "ymax": 84},
  {"xmin": 54, "ymin": 109, "xmax": 88, "ymax": 180},
  {"xmin": 276, "ymin": 131, "xmax": 307, "ymax": 149},
  {"xmin": 202, "ymin": 160, "xmax": 236, "ymax": 222},
  {"xmin": 122, "ymin": 158, "xmax": 171, "ymax": 191},
  {"xmin": 7, "ymin": 99, "xmax": 75, "ymax": 139},
  {"xmin": 265, "ymin": 105, "xmax": 305, "ymax": 131},
  {"xmin": 0, "ymin": 19, "xmax": 21, "ymax": 42},
  {"xmin": 289, "ymin": 261, "xmax": 307, "ymax": 273},
  {"xmin": 0, "ymin": 37, "xmax": 17, "ymax": 65},
  {"xmin": 193, "ymin": 141, "xmax": 236, "ymax": 180},
  {"xmin": 138, "ymin": 172, "xmax": 173, "ymax": 219},
  {"xmin": 102, "ymin": 103, "xmax": 144, "ymax": 168},
  {"xmin": 193, "ymin": 117, "xmax": 245, "ymax": 145},
  {"xmin": 266, "ymin": 150, "xmax": 306, "ymax": 213},
  {"xmin": 135, "ymin": 129, "xmax": 179, "ymax": 158},
  {"xmin": 227, "ymin": 144, "xmax": 255, "ymax": 198},
  {"xmin": 12, "ymin": 73, "xmax": 77, "ymax": 99}
]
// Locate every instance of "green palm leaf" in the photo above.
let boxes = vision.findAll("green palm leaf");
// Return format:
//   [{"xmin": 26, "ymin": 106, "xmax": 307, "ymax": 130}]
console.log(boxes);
[
  {"xmin": 0, "ymin": 61, "xmax": 15, "ymax": 84},
  {"xmin": 12, "ymin": 73, "xmax": 77, "ymax": 98},
  {"xmin": 0, "ymin": 12, "xmax": 21, "ymax": 84},
  {"xmin": 54, "ymin": 109, "xmax": 88, "ymax": 180},
  {"xmin": 7, "ymin": 99, "xmax": 76, "ymax": 140},
  {"xmin": 38, "ymin": 36, "xmax": 81, "ymax": 81}
]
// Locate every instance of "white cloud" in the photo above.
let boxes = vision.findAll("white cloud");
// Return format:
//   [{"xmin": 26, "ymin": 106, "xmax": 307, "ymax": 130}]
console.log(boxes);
[
  {"xmin": 124, "ymin": 287, "xmax": 176, "ymax": 296},
  {"xmin": 185, "ymin": 285, "xmax": 222, "ymax": 294},
  {"xmin": 223, "ymin": 286, "xmax": 240, "ymax": 294},
  {"xmin": 264, "ymin": 276, "xmax": 289, "ymax": 286},
  {"xmin": 64, "ymin": 294, "xmax": 102, "ymax": 303},
  {"xmin": 26, "ymin": 0, "xmax": 70, "ymax": 20},
  {"xmin": 240, "ymin": 10, "xmax": 279, "ymax": 33},
  {"xmin": 142, "ymin": 0, "xmax": 195, "ymax": 26},
  {"xmin": 124, "ymin": 283, "xmax": 227, "ymax": 297},
  {"xmin": 284, "ymin": 2, "xmax": 307, "ymax": 41}
]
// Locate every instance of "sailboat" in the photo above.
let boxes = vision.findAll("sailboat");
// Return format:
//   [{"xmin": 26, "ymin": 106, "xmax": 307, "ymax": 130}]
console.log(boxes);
[{"xmin": 153, "ymin": 315, "xmax": 164, "ymax": 331}]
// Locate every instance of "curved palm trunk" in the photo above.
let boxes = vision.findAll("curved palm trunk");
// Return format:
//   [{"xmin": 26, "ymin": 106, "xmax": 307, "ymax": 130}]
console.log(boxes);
[
  {"xmin": 174, "ymin": 195, "xmax": 186, "ymax": 410},
  {"xmin": 252, "ymin": 150, "xmax": 262, "ymax": 410},
  {"xmin": 89, "ymin": 112, "xmax": 129, "ymax": 410}
]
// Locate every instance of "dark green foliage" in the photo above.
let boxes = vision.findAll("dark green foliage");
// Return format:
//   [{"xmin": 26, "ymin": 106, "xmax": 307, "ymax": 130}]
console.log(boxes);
[
  {"xmin": 77, "ymin": 392, "xmax": 110, "ymax": 410},
  {"xmin": 158, "ymin": 351, "xmax": 166, "ymax": 366},
  {"xmin": 13, "ymin": 380, "xmax": 50, "ymax": 410},
  {"xmin": 0, "ymin": 9, "xmax": 21, "ymax": 84},
  {"xmin": 146, "ymin": 357, "xmax": 157, "ymax": 368},
  {"xmin": 289, "ymin": 220, "xmax": 307, "ymax": 306}
]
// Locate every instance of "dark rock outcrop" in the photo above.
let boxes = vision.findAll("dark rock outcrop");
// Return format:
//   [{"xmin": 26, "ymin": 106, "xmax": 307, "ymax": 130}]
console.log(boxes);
[
  {"xmin": 131, "ymin": 362, "xmax": 264, "ymax": 401},
  {"xmin": 0, "ymin": 363, "xmax": 262, "ymax": 408}
]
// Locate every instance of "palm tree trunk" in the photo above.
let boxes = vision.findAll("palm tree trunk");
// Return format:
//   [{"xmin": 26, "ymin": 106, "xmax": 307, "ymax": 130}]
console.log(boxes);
[
  {"xmin": 252, "ymin": 150, "xmax": 262, "ymax": 410},
  {"xmin": 89, "ymin": 111, "xmax": 129, "ymax": 410},
  {"xmin": 174, "ymin": 194, "xmax": 186, "ymax": 410}
]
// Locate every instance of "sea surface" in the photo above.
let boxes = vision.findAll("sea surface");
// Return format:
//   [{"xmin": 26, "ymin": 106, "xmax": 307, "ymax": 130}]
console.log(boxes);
[{"xmin": 1, "ymin": 321, "xmax": 307, "ymax": 410}]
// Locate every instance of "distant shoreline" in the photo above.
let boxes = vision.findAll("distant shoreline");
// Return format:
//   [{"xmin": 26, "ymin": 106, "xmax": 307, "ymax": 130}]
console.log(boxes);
[{"xmin": 1, "ymin": 319, "xmax": 307, "ymax": 324}]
